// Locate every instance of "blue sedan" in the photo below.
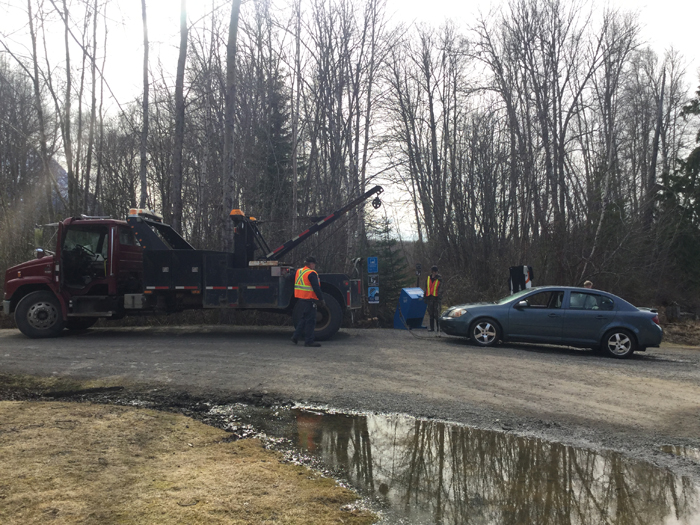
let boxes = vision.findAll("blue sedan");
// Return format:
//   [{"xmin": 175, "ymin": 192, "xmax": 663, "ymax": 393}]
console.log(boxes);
[{"xmin": 440, "ymin": 286, "xmax": 662, "ymax": 358}]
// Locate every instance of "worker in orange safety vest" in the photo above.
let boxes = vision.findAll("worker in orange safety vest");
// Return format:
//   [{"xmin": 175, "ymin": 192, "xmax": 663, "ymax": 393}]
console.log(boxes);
[
  {"xmin": 424, "ymin": 265, "xmax": 442, "ymax": 332},
  {"xmin": 291, "ymin": 256, "xmax": 325, "ymax": 347}
]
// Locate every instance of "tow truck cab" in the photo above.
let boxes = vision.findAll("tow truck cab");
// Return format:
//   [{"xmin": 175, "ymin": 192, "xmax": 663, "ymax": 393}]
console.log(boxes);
[{"xmin": 3, "ymin": 217, "xmax": 143, "ymax": 332}]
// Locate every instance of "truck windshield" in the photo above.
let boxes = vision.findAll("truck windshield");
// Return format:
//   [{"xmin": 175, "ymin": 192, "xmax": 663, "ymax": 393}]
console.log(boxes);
[{"xmin": 63, "ymin": 226, "xmax": 108, "ymax": 258}]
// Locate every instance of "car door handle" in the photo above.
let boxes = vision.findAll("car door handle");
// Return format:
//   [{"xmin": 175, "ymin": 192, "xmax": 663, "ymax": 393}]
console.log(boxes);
[
  {"xmin": 548, "ymin": 313, "xmax": 558, "ymax": 317},
  {"xmin": 596, "ymin": 315, "xmax": 607, "ymax": 319}
]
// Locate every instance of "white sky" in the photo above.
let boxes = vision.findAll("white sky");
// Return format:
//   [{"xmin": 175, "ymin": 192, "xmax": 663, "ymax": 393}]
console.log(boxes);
[{"xmin": 2, "ymin": 0, "xmax": 697, "ymax": 107}]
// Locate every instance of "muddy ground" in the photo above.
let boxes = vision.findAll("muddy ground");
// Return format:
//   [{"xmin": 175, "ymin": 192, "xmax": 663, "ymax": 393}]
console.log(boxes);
[{"xmin": 1, "ymin": 326, "xmax": 699, "ymax": 483}]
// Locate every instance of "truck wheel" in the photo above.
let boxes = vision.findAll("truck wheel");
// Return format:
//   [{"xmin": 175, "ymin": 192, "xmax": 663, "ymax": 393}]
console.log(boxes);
[
  {"xmin": 15, "ymin": 291, "xmax": 65, "ymax": 338},
  {"xmin": 65, "ymin": 317, "xmax": 98, "ymax": 331},
  {"xmin": 292, "ymin": 293, "xmax": 343, "ymax": 341}
]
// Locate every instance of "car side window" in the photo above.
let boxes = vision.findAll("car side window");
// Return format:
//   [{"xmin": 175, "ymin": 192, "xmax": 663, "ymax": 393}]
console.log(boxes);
[
  {"xmin": 523, "ymin": 291, "xmax": 563, "ymax": 309},
  {"xmin": 569, "ymin": 292, "xmax": 613, "ymax": 311}
]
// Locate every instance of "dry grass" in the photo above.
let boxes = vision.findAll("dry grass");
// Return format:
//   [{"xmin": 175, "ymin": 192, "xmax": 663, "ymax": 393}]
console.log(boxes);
[
  {"xmin": 662, "ymin": 320, "xmax": 700, "ymax": 347},
  {"xmin": 0, "ymin": 401, "xmax": 376, "ymax": 524}
]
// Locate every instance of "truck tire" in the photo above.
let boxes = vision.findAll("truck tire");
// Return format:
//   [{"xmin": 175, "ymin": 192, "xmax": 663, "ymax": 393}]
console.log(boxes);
[
  {"xmin": 15, "ymin": 291, "xmax": 65, "ymax": 338},
  {"xmin": 65, "ymin": 317, "xmax": 98, "ymax": 331},
  {"xmin": 293, "ymin": 292, "xmax": 343, "ymax": 341}
]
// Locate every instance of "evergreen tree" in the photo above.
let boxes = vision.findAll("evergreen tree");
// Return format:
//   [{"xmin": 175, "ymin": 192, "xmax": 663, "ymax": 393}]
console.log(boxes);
[
  {"xmin": 365, "ymin": 216, "xmax": 412, "ymax": 326},
  {"xmin": 674, "ymin": 85, "xmax": 700, "ymax": 219},
  {"xmin": 666, "ymin": 84, "xmax": 700, "ymax": 300}
]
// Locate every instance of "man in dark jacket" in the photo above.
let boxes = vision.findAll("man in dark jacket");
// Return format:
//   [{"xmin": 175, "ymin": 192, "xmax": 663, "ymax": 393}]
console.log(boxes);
[{"xmin": 291, "ymin": 256, "xmax": 325, "ymax": 347}]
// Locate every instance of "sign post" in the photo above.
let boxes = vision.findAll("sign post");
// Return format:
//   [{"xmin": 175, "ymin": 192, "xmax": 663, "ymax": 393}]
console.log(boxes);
[{"xmin": 367, "ymin": 257, "xmax": 379, "ymax": 304}]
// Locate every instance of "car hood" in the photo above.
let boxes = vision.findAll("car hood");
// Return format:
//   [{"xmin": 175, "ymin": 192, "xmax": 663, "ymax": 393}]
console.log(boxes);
[{"xmin": 445, "ymin": 301, "xmax": 499, "ymax": 310}]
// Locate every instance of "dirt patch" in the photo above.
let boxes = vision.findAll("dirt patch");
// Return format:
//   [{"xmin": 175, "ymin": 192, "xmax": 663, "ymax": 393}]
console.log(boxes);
[{"xmin": 0, "ymin": 400, "xmax": 375, "ymax": 524}]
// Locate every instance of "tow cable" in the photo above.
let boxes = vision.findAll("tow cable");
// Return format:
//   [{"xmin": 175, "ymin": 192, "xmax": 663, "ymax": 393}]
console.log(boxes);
[{"xmin": 397, "ymin": 307, "xmax": 440, "ymax": 339}]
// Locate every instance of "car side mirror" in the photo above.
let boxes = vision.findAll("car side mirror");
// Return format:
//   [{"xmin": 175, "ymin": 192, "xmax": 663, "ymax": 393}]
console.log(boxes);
[
  {"xmin": 35, "ymin": 248, "xmax": 45, "ymax": 259},
  {"xmin": 515, "ymin": 300, "xmax": 528, "ymax": 309}
]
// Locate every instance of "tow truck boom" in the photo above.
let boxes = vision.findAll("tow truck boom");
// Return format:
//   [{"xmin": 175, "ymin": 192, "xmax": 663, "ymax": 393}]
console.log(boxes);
[{"xmin": 265, "ymin": 185, "xmax": 383, "ymax": 261}]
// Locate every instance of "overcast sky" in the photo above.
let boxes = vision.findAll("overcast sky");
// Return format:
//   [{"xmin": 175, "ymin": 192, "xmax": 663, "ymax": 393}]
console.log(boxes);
[
  {"xmin": 2, "ymin": 0, "xmax": 696, "ymax": 106},
  {"xmin": 76, "ymin": 0, "xmax": 700, "ymax": 105}
]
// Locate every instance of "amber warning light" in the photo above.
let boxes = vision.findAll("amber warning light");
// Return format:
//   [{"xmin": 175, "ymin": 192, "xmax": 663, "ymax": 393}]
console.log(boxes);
[{"xmin": 129, "ymin": 208, "xmax": 163, "ymax": 222}]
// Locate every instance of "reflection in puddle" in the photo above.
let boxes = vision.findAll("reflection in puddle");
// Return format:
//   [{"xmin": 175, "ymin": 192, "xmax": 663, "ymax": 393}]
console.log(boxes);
[
  {"xmin": 662, "ymin": 445, "xmax": 700, "ymax": 463},
  {"xmin": 284, "ymin": 410, "xmax": 700, "ymax": 524}
]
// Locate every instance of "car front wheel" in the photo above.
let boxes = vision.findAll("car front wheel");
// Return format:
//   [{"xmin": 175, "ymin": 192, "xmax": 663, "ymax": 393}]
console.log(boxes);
[
  {"xmin": 470, "ymin": 319, "xmax": 500, "ymax": 347},
  {"xmin": 602, "ymin": 329, "xmax": 636, "ymax": 358}
]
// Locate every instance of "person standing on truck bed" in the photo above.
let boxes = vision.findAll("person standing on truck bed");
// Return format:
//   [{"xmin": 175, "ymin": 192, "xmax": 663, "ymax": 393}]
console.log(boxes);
[{"xmin": 292, "ymin": 256, "xmax": 325, "ymax": 347}]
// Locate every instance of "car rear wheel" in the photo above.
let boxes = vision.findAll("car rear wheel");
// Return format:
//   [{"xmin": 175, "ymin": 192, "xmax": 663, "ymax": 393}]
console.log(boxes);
[
  {"xmin": 602, "ymin": 329, "xmax": 636, "ymax": 358},
  {"xmin": 15, "ymin": 291, "xmax": 65, "ymax": 338},
  {"xmin": 470, "ymin": 318, "xmax": 500, "ymax": 347}
]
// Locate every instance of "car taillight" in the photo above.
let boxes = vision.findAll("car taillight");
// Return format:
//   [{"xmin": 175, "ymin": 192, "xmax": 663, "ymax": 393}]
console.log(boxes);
[{"xmin": 652, "ymin": 315, "xmax": 660, "ymax": 325}]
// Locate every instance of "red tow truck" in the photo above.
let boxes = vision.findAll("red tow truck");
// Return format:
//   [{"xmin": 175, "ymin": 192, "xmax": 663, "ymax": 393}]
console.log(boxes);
[{"xmin": 2, "ymin": 186, "xmax": 383, "ymax": 339}]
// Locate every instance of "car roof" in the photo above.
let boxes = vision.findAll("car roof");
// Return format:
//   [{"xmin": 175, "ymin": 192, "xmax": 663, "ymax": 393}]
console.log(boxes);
[{"xmin": 519, "ymin": 285, "xmax": 634, "ymax": 306}]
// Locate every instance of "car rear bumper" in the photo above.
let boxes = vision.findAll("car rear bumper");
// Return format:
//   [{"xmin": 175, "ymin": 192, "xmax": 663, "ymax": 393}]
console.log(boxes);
[{"xmin": 638, "ymin": 324, "xmax": 663, "ymax": 348}]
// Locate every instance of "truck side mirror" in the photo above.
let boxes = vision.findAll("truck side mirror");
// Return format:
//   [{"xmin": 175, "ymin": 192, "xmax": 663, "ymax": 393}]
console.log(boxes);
[{"xmin": 35, "ymin": 248, "xmax": 45, "ymax": 259}]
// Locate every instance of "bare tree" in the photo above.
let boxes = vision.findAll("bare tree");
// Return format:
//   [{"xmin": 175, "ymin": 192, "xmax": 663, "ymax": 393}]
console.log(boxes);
[
  {"xmin": 222, "ymin": 0, "xmax": 242, "ymax": 251},
  {"xmin": 139, "ymin": 0, "xmax": 149, "ymax": 208},
  {"xmin": 170, "ymin": 0, "xmax": 188, "ymax": 233}
]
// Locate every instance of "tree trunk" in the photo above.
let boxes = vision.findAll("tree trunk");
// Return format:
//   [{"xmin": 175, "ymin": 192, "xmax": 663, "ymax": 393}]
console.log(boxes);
[
  {"xmin": 138, "ymin": 0, "xmax": 150, "ymax": 208},
  {"xmin": 26, "ymin": 0, "xmax": 54, "ymax": 222},
  {"xmin": 83, "ymin": 0, "xmax": 99, "ymax": 213},
  {"xmin": 62, "ymin": 0, "xmax": 76, "ymax": 214},
  {"xmin": 222, "ymin": 0, "xmax": 241, "ymax": 251},
  {"xmin": 647, "ymin": 68, "xmax": 666, "ymax": 227},
  {"xmin": 171, "ymin": 0, "xmax": 188, "ymax": 233}
]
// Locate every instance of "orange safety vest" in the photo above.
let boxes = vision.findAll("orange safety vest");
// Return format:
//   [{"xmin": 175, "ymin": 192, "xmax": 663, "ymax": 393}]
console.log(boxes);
[
  {"xmin": 426, "ymin": 276, "xmax": 440, "ymax": 297},
  {"xmin": 294, "ymin": 266, "xmax": 319, "ymax": 300}
]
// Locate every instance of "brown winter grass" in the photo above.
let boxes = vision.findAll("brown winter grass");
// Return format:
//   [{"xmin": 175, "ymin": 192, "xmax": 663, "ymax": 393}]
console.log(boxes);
[
  {"xmin": 0, "ymin": 401, "xmax": 376, "ymax": 524},
  {"xmin": 662, "ymin": 320, "xmax": 700, "ymax": 347}
]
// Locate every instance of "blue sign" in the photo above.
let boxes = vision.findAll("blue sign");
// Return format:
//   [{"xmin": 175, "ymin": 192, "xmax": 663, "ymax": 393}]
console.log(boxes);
[
  {"xmin": 368, "ymin": 286, "xmax": 379, "ymax": 304},
  {"xmin": 367, "ymin": 257, "xmax": 378, "ymax": 274}
]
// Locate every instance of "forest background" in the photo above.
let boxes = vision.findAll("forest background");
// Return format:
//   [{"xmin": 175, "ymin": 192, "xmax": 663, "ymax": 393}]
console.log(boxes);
[{"xmin": 1, "ymin": 0, "xmax": 700, "ymax": 323}]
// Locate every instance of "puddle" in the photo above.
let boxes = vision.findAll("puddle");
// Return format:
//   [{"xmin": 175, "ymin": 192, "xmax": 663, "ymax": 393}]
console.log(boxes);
[
  {"xmin": 213, "ymin": 406, "xmax": 700, "ymax": 524},
  {"xmin": 663, "ymin": 445, "xmax": 700, "ymax": 463}
]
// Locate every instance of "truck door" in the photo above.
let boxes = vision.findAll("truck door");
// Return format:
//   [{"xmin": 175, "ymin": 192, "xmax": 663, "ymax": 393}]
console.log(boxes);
[
  {"xmin": 116, "ymin": 226, "xmax": 143, "ymax": 294},
  {"xmin": 59, "ymin": 223, "xmax": 110, "ymax": 292}
]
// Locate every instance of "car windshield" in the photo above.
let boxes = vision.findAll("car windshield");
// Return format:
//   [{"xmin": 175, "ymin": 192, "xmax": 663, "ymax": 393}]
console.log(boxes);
[{"xmin": 496, "ymin": 288, "xmax": 533, "ymax": 305}]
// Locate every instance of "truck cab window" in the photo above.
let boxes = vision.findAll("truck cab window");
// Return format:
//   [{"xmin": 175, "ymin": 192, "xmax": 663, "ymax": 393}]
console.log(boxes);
[{"xmin": 62, "ymin": 226, "xmax": 108, "ymax": 287}]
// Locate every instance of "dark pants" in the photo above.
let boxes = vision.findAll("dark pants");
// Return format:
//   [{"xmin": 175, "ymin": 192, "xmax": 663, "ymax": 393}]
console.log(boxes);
[
  {"xmin": 426, "ymin": 296, "xmax": 441, "ymax": 331},
  {"xmin": 293, "ymin": 299, "xmax": 317, "ymax": 344}
]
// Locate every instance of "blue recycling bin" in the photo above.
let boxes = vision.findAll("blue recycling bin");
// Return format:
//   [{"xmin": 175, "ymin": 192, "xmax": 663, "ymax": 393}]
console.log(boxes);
[{"xmin": 393, "ymin": 287, "xmax": 427, "ymax": 330}]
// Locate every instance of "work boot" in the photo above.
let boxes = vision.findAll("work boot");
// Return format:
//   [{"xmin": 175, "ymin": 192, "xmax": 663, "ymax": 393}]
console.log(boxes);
[
  {"xmin": 304, "ymin": 342, "xmax": 321, "ymax": 347},
  {"xmin": 291, "ymin": 336, "xmax": 298, "ymax": 345}
]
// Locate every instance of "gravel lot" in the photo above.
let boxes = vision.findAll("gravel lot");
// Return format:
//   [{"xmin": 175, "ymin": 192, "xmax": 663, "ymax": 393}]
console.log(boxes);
[{"xmin": 2, "ymin": 325, "xmax": 699, "ymax": 480}]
